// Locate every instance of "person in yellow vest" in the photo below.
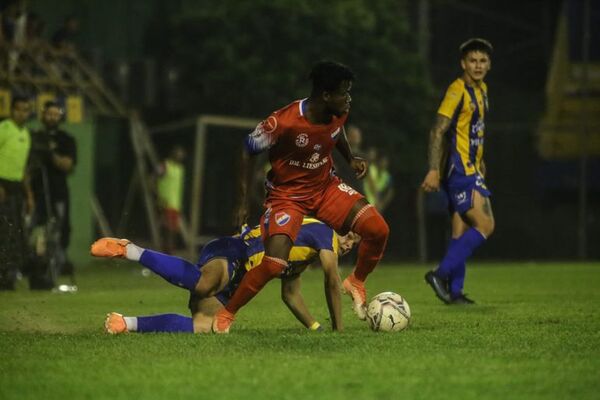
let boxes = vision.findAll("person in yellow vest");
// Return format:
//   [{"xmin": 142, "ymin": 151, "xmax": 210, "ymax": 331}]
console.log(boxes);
[
  {"xmin": 364, "ymin": 149, "xmax": 395, "ymax": 213},
  {"xmin": 157, "ymin": 145, "xmax": 186, "ymax": 254},
  {"xmin": 0, "ymin": 95, "xmax": 32, "ymax": 290},
  {"xmin": 363, "ymin": 147, "xmax": 379, "ymax": 207}
]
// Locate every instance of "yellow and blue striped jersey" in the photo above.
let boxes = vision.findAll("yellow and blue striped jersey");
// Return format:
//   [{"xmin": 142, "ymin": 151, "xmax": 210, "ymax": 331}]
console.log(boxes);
[
  {"xmin": 438, "ymin": 78, "xmax": 488, "ymax": 176},
  {"xmin": 242, "ymin": 217, "xmax": 339, "ymax": 273}
]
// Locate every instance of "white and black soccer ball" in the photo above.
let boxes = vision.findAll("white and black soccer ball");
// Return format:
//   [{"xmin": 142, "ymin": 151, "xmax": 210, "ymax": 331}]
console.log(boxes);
[{"xmin": 366, "ymin": 291, "xmax": 411, "ymax": 332}]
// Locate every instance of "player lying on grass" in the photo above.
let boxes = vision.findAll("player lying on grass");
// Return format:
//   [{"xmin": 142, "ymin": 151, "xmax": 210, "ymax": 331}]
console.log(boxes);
[{"xmin": 91, "ymin": 218, "xmax": 359, "ymax": 333}]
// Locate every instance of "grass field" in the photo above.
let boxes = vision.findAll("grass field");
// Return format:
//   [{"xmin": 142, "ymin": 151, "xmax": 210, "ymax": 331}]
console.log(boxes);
[{"xmin": 1, "ymin": 261, "xmax": 599, "ymax": 400}]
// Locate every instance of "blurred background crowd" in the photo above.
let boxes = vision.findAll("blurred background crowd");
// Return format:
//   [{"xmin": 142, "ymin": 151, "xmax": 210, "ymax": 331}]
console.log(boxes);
[{"xmin": 0, "ymin": 0, "xmax": 598, "ymax": 291}]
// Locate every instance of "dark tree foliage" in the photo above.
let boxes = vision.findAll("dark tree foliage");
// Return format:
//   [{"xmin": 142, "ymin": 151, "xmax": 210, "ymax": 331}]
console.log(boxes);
[{"xmin": 160, "ymin": 0, "xmax": 432, "ymax": 172}]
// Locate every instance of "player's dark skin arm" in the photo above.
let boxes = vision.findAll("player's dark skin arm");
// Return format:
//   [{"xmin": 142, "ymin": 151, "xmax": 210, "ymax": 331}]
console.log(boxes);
[
  {"xmin": 336, "ymin": 127, "xmax": 368, "ymax": 179},
  {"xmin": 421, "ymin": 114, "xmax": 452, "ymax": 192}
]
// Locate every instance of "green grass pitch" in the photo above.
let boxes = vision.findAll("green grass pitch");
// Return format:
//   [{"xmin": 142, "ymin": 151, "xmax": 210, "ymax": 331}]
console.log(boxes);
[{"xmin": 1, "ymin": 261, "xmax": 599, "ymax": 400}]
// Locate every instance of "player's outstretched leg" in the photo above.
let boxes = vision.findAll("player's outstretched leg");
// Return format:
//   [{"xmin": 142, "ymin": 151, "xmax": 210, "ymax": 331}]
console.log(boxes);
[
  {"xmin": 104, "ymin": 312, "xmax": 194, "ymax": 334},
  {"xmin": 345, "ymin": 204, "xmax": 389, "ymax": 320},
  {"xmin": 91, "ymin": 238, "xmax": 201, "ymax": 292}
]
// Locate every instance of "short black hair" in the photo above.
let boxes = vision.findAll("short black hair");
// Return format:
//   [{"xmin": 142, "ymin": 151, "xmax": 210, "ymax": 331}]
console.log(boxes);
[
  {"xmin": 309, "ymin": 60, "xmax": 354, "ymax": 94},
  {"xmin": 459, "ymin": 38, "xmax": 493, "ymax": 59},
  {"xmin": 11, "ymin": 95, "xmax": 30, "ymax": 108},
  {"xmin": 43, "ymin": 100, "xmax": 62, "ymax": 112}
]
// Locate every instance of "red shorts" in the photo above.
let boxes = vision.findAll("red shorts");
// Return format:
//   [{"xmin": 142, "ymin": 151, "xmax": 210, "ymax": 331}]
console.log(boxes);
[
  {"xmin": 260, "ymin": 176, "xmax": 364, "ymax": 242},
  {"xmin": 162, "ymin": 208, "xmax": 181, "ymax": 232}
]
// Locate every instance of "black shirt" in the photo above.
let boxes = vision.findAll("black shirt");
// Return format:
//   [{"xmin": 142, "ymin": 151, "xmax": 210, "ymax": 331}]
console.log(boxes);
[{"xmin": 30, "ymin": 128, "xmax": 77, "ymax": 203}]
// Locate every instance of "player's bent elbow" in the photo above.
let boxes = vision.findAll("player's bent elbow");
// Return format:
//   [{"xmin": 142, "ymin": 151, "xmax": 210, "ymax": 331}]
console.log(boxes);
[{"xmin": 194, "ymin": 285, "xmax": 217, "ymax": 299}]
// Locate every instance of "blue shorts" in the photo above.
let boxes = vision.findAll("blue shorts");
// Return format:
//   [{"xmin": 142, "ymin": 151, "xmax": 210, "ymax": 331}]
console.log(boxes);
[
  {"xmin": 442, "ymin": 171, "xmax": 491, "ymax": 215},
  {"xmin": 188, "ymin": 237, "xmax": 248, "ymax": 310}
]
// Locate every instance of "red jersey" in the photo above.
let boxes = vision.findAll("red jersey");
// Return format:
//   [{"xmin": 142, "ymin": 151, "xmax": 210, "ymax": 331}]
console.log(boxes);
[{"xmin": 245, "ymin": 99, "xmax": 348, "ymax": 199}]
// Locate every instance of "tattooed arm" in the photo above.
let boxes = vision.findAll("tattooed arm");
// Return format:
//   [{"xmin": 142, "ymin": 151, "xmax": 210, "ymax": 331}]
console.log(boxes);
[{"xmin": 421, "ymin": 114, "xmax": 451, "ymax": 192}]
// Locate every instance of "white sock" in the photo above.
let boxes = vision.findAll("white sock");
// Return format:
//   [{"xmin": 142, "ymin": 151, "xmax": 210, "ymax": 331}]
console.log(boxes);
[
  {"xmin": 124, "ymin": 316, "xmax": 138, "ymax": 331},
  {"xmin": 125, "ymin": 243, "xmax": 145, "ymax": 262}
]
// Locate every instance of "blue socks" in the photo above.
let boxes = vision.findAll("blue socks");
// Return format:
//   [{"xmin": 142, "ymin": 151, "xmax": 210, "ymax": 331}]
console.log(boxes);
[
  {"xmin": 139, "ymin": 250, "xmax": 201, "ymax": 291},
  {"xmin": 436, "ymin": 228, "xmax": 486, "ymax": 296},
  {"xmin": 137, "ymin": 314, "xmax": 194, "ymax": 333}
]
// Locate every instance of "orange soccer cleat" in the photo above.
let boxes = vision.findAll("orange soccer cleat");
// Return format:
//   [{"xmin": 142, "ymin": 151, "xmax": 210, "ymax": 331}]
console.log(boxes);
[
  {"xmin": 90, "ymin": 238, "xmax": 130, "ymax": 258},
  {"xmin": 211, "ymin": 308, "xmax": 235, "ymax": 334},
  {"xmin": 104, "ymin": 312, "xmax": 128, "ymax": 334},
  {"xmin": 343, "ymin": 274, "xmax": 367, "ymax": 320}
]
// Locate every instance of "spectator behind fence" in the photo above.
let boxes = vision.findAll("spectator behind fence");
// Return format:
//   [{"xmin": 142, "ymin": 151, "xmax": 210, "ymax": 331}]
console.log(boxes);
[
  {"xmin": 1, "ymin": 0, "xmax": 26, "ymax": 44},
  {"xmin": 28, "ymin": 100, "xmax": 77, "ymax": 289},
  {"xmin": 51, "ymin": 15, "xmax": 79, "ymax": 52},
  {"xmin": 0, "ymin": 95, "xmax": 32, "ymax": 290},
  {"xmin": 157, "ymin": 145, "xmax": 186, "ymax": 254},
  {"xmin": 25, "ymin": 12, "xmax": 45, "ymax": 48},
  {"xmin": 370, "ymin": 153, "xmax": 394, "ymax": 214}
]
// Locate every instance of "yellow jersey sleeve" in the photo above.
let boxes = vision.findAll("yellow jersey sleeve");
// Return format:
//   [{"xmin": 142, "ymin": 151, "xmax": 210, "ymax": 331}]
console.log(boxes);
[{"xmin": 437, "ymin": 80, "xmax": 464, "ymax": 119}]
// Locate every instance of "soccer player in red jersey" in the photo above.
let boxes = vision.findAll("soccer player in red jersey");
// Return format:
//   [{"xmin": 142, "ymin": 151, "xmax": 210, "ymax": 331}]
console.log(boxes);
[{"xmin": 212, "ymin": 61, "xmax": 390, "ymax": 333}]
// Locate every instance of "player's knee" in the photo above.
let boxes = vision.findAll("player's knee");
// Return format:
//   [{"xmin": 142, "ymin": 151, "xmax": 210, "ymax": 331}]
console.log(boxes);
[
  {"xmin": 354, "ymin": 209, "xmax": 389, "ymax": 243},
  {"xmin": 194, "ymin": 280, "xmax": 218, "ymax": 298},
  {"xmin": 263, "ymin": 256, "xmax": 288, "ymax": 277}
]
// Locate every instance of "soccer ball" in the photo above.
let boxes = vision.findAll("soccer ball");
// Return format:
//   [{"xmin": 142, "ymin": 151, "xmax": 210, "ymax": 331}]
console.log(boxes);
[{"xmin": 366, "ymin": 292, "xmax": 411, "ymax": 332}]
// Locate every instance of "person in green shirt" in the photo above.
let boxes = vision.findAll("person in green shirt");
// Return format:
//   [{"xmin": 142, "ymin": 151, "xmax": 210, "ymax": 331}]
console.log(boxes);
[
  {"xmin": 0, "ymin": 95, "xmax": 32, "ymax": 290},
  {"xmin": 364, "ymin": 148, "xmax": 395, "ymax": 213},
  {"xmin": 157, "ymin": 145, "xmax": 186, "ymax": 254}
]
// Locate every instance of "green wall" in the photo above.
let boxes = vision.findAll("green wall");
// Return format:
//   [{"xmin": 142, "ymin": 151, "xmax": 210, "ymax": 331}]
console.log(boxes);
[{"xmin": 64, "ymin": 121, "xmax": 95, "ymax": 265}]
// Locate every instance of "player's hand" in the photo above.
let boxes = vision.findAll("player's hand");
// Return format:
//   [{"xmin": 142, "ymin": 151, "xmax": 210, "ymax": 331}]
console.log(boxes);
[
  {"xmin": 421, "ymin": 170, "xmax": 440, "ymax": 192},
  {"xmin": 351, "ymin": 156, "xmax": 368, "ymax": 179}
]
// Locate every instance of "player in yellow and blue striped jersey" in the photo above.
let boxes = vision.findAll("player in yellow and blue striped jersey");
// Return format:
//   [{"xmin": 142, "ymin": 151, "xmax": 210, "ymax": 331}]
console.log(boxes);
[
  {"xmin": 91, "ymin": 218, "xmax": 359, "ymax": 333},
  {"xmin": 421, "ymin": 38, "xmax": 496, "ymax": 305}
]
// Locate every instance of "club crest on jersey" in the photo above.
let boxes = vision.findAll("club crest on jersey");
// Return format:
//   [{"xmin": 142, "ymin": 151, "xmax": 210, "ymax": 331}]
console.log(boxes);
[
  {"xmin": 262, "ymin": 116, "xmax": 278, "ymax": 134},
  {"xmin": 275, "ymin": 212, "xmax": 291, "ymax": 226},
  {"xmin": 330, "ymin": 127, "xmax": 341, "ymax": 139},
  {"xmin": 295, "ymin": 133, "xmax": 309, "ymax": 147}
]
